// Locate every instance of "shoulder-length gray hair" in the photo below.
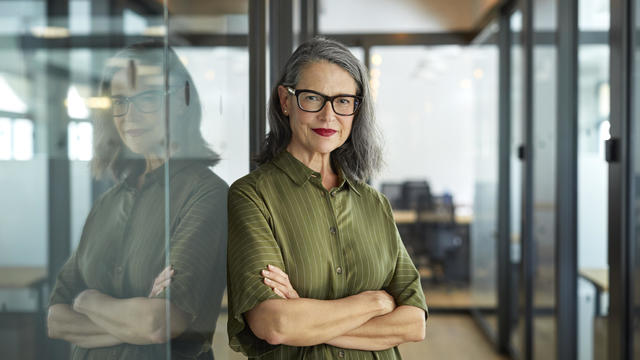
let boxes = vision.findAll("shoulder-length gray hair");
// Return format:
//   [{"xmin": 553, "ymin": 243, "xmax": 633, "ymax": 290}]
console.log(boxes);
[
  {"xmin": 256, "ymin": 37, "xmax": 383, "ymax": 182},
  {"xmin": 91, "ymin": 41, "xmax": 219, "ymax": 181}
]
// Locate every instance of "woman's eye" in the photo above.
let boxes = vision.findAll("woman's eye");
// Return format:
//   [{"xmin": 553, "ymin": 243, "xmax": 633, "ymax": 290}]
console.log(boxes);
[
  {"xmin": 338, "ymin": 97, "xmax": 353, "ymax": 105},
  {"xmin": 304, "ymin": 95, "xmax": 319, "ymax": 102}
]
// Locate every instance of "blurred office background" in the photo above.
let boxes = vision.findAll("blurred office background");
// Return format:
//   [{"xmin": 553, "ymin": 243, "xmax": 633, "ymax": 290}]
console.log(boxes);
[{"xmin": 0, "ymin": 0, "xmax": 631, "ymax": 359}]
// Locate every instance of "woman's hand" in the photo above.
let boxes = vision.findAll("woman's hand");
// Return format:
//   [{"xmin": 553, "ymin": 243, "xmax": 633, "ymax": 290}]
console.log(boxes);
[
  {"xmin": 148, "ymin": 266, "xmax": 174, "ymax": 298},
  {"xmin": 261, "ymin": 264, "xmax": 299, "ymax": 299}
]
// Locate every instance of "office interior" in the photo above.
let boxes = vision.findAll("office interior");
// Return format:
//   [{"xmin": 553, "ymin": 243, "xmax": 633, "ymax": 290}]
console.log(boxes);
[{"xmin": 0, "ymin": 0, "xmax": 632, "ymax": 359}]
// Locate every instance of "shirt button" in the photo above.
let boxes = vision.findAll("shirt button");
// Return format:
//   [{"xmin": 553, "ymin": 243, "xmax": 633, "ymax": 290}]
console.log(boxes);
[
  {"xmin": 330, "ymin": 226, "xmax": 337, "ymax": 234},
  {"xmin": 336, "ymin": 266, "xmax": 343, "ymax": 275},
  {"xmin": 338, "ymin": 350, "xmax": 345, "ymax": 357},
  {"xmin": 330, "ymin": 190, "xmax": 337, "ymax": 197}
]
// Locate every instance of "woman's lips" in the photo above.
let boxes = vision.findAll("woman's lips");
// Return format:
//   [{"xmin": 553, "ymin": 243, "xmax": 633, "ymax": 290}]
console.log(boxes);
[
  {"xmin": 312, "ymin": 128, "xmax": 337, "ymax": 137},
  {"xmin": 125, "ymin": 129, "xmax": 149, "ymax": 137}
]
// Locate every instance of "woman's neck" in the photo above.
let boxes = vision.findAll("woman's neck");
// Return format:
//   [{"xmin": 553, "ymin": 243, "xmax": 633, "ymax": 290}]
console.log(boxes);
[
  {"xmin": 135, "ymin": 155, "xmax": 165, "ymax": 190},
  {"xmin": 286, "ymin": 145, "xmax": 338, "ymax": 190}
]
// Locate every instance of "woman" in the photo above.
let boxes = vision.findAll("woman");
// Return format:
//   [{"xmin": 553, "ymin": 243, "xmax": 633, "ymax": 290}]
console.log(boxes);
[
  {"xmin": 227, "ymin": 37, "xmax": 427, "ymax": 359},
  {"xmin": 47, "ymin": 42, "xmax": 227, "ymax": 359}
]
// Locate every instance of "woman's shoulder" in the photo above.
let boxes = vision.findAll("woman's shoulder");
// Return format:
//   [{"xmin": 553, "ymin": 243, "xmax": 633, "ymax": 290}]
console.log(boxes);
[{"xmin": 229, "ymin": 161, "xmax": 281, "ymax": 195}]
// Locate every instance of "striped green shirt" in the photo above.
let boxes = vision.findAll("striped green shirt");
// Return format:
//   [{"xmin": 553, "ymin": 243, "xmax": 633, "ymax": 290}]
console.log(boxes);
[
  {"xmin": 50, "ymin": 160, "xmax": 228, "ymax": 360},
  {"xmin": 227, "ymin": 151, "xmax": 428, "ymax": 359}
]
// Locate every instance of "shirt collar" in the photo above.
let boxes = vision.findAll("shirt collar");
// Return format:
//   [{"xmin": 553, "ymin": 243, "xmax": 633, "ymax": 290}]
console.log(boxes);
[
  {"xmin": 273, "ymin": 150, "xmax": 361, "ymax": 196},
  {"xmin": 124, "ymin": 159, "xmax": 197, "ymax": 188}
]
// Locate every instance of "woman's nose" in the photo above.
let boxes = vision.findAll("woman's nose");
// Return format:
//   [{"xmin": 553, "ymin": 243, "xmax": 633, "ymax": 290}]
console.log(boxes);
[{"xmin": 317, "ymin": 100, "xmax": 336, "ymax": 121}]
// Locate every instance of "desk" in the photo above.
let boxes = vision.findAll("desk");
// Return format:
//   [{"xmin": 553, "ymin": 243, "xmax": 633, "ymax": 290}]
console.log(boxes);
[
  {"xmin": 0, "ymin": 267, "xmax": 47, "ymax": 360},
  {"xmin": 393, "ymin": 210, "xmax": 472, "ymax": 225},
  {"xmin": 0, "ymin": 267, "xmax": 47, "ymax": 289},
  {"xmin": 579, "ymin": 268, "xmax": 608, "ymax": 316}
]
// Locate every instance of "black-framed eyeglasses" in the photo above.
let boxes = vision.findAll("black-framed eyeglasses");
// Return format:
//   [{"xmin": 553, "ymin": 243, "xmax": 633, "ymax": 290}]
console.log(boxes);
[
  {"xmin": 286, "ymin": 87, "xmax": 362, "ymax": 116},
  {"xmin": 110, "ymin": 87, "xmax": 181, "ymax": 117}
]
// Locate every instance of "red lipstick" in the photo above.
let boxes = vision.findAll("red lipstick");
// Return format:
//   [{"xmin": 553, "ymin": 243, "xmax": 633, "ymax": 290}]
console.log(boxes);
[{"xmin": 312, "ymin": 128, "xmax": 337, "ymax": 137}]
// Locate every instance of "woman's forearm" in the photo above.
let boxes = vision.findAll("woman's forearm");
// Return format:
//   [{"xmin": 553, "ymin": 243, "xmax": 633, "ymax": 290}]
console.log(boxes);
[
  {"xmin": 47, "ymin": 304, "xmax": 123, "ymax": 348},
  {"xmin": 246, "ymin": 290, "xmax": 395, "ymax": 347},
  {"xmin": 72, "ymin": 290, "xmax": 188, "ymax": 345},
  {"xmin": 325, "ymin": 305, "xmax": 426, "ymax": 351}
]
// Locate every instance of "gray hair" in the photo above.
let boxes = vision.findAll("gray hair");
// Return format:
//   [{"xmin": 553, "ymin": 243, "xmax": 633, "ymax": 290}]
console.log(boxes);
[
  {"xmin": 256, "ymin": 37, "xmax": 383, "ymax": 182},
  {"xmin": 91, "ymin": 41, "xmax": 219, "ymax": 181}
]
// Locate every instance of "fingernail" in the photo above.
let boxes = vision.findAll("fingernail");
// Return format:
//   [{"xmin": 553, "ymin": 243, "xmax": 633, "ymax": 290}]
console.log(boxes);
[
  {"xmin": 267, "ymin": 265, "xmax": 273, "ymax": 269},
  {"xmin": 262, "ymin": 270, "xmax": 269, "ymax": 275}
]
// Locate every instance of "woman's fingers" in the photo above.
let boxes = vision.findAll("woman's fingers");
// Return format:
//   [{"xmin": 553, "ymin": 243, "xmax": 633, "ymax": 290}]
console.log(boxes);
[
  {"xmin": 272, "ymin": 287, "xmax": 286, "ymax": 299},
  {"xmin": 264, "ymin": 277, "xmax": 294, "ymax": 299},
  {"xmin": 148, "ymin": 266, "xmax": 174, "ymax": 297},
  {"xmin": 261, "ymin": 269, "xmax": 289, "ymax": 287},
  {"xmin": 262, "ymin": 266, "xmax": 300, "ymax": 299},
  {"xmin": 267, "ymin": 265, "xmax": 289, "ymax": 279}
]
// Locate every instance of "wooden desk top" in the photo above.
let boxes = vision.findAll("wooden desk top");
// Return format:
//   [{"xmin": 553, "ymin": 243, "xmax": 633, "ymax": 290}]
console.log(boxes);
[
  {"xmin": 0, "ymin": 267, "xmax": 47, "ymax": 288},
  {"xmin": 579, "ymin": 268, "xmax": 609, "ymax": 292},
  {"xmin": 393, "ymin": 210, "xmax": 472, "ymax": 225}
]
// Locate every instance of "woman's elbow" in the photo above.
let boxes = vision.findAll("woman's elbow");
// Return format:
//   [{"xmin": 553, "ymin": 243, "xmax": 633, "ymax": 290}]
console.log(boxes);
[
  {"xmin": 47, "ymin": 307, "xmax": 64, "ymax": 339},
  {"xmin": 144, "ymin": 303, "xmax": 189, "ymax": 344},
  {"xmin": 407, "ymin": 314, "xmax": 426, "ymax": 342},
  {"xmin": 247, "ymin": 305, "xmax": 290, "ymax": 345}
]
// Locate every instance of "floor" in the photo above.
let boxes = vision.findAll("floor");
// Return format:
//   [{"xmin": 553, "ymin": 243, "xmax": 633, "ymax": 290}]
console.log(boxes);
[{"xmin": 211, "ymin": 313, "xmax": 508, "ymax": 360}]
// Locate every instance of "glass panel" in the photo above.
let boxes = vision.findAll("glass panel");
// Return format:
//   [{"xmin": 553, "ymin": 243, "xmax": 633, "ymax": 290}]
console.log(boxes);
[
  {"xmin": 369, "ymin": 45, "xmax": 498, "ymax": 319},
  {"xmin": 469, "ymin": 23, "xmax": 500, "ymax": 336},
  {"xmin": 533, "ymin": 0, "xmax": 558, "ymax": 358},
  {"xmin": 510, "ymin": 9, "xmax": 525, "ymax": 358},
  {"xmin": 0, "ymin": 2, "xmax": 247, "ymax": 359},
  {"xmin": 577, "ymin": 0, "xmax": 609, "ymax": 357}
]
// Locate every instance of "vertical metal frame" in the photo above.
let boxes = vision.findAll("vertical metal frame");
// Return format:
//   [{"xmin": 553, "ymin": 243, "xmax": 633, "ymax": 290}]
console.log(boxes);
[
  {"xmin": 555, "ymin": 0, "xmax": 578, "ymax": 358},
  {"xmin": 269, "ymin": 0, "xmax": 293, "ymax": 89},
  {"xmin": 300, "ymin": 0, "xmax": 318, "ymax": 43},
  {"xmin": 497, "ymin": 4, "xmax": 513, "ymax": 355},
  {"xmin": 45, "ymin": 2, "xmax": 71, "ymax": 359},
  {"xmin": 249, "ymin": 0, "xmax": 267, "ymax": 170},
  {"xmin": 521, "ymin": 0, "xmax": 535, "ymax": 358},
  {"xmin": 608, "ymin": 0, "xmax": 634, "ymax": 358}
]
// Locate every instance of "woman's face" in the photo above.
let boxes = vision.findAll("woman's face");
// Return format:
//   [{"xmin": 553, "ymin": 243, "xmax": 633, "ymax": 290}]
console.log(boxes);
[
  {"xmin": 110, "ymin": 66, "xmax": 167, "ymax": 156},
  {"xmin": 279, "ymin": 61, "xmax": 358, "ymax": 157}
]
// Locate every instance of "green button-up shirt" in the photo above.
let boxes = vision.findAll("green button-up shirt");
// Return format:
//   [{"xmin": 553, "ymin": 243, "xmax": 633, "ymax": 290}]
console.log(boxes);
[
  {"xmin": 50, "ymin": 160, "xmax": 228, "ymax": 360},
  {"xmin": 227, "ymin": 151, "xmax": 428, "ymax": 359}
]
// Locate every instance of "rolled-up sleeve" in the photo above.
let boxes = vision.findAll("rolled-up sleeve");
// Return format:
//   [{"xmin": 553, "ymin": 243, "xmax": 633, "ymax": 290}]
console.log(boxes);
[
  {"xmin": 382, "ymin": 198, "xmax": 429, "ymax": 317},
  {"xmin": 151, "ymin": 182, "xmax": 228, "ymax": 325},
  {"xmin": 226, "ymin": 180, "xmax": 285, "ymax": 357}
]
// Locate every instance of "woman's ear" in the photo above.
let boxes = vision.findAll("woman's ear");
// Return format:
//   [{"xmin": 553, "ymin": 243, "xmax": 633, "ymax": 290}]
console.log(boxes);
[{"xmin": 277, "ymin": 85, "xmax": 290, "ymax": 116}]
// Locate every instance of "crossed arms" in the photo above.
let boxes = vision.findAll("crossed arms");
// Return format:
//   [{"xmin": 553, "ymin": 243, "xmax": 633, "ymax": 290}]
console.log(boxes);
[
  {"xmin": 47, "ymin": 267, "xmax": 189, "ymax": 348},
  {"xmin": 245, "ymin": 265, "xmax": 426, "ymax": 351}
]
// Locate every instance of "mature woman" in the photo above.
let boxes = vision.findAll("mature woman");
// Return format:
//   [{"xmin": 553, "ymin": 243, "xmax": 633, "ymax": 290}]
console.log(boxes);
[
  {"xmin": 47, "ymin": 42, "xmax": 227, "ymax": 359},
  {"xmin": 227, "ymin": 37, "xmax": 427, "ymax": 359}
]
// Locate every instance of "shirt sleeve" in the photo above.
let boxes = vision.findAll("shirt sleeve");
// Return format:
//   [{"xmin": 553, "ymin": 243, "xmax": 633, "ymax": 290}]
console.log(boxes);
[
  {"xmin": 49, "ymin": 200, "xmax": 102, "ymax": 306},
  {"xmin": 49, "ymin": 250, "xmax": 87, "ymax": 306},
  {"xmin": 226, "ymin": 180, "xmax": 285, "ymax": 357},
  {"xmin": 382, "ymin": 197, "xmax": 429, "ymax": 318},
  {"xmin": 151, "ymin": 180, "xmax": 228, "ymax": 328}
]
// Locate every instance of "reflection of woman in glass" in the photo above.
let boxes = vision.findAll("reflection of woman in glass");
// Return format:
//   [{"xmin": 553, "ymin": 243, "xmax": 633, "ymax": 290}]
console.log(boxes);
[
  {"xmin": 47, "ymin": 42, "xmax": 227, "ymax": 359},
  {"xmin": 227, "ymin": 37, "xmax": 427, "ymax": 359}
]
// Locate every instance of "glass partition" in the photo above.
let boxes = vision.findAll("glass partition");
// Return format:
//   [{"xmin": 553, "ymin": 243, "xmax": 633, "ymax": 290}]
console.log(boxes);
[{"xmin": 0, "ymin": 2, "xmax": 247, "ymax": 359}]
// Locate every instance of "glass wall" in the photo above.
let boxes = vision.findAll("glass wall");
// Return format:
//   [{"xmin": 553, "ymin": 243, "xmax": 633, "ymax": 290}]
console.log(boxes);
[
  {"xmin": 577, "ymin": 0, "xmax": 609, "ymax": 359},
  {"xmin": 0, "ymin": 1, "xmax": 247, "ymax": 359},
  {"xmin": 367, "ymin": 44, "xmax": 498, "ymax": 315},
  {"xmin": 510, "ymin": 8, "xmax": 525, "ymax": 358},
  {"xmin": 532, "ymin": 0, "xmax": 558, "ymax": 358}
]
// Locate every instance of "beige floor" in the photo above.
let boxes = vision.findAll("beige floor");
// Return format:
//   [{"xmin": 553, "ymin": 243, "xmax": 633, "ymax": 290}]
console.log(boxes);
[{"xmin": 211, "ymin": 313, "xmax": 507, "ymax": 360}]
